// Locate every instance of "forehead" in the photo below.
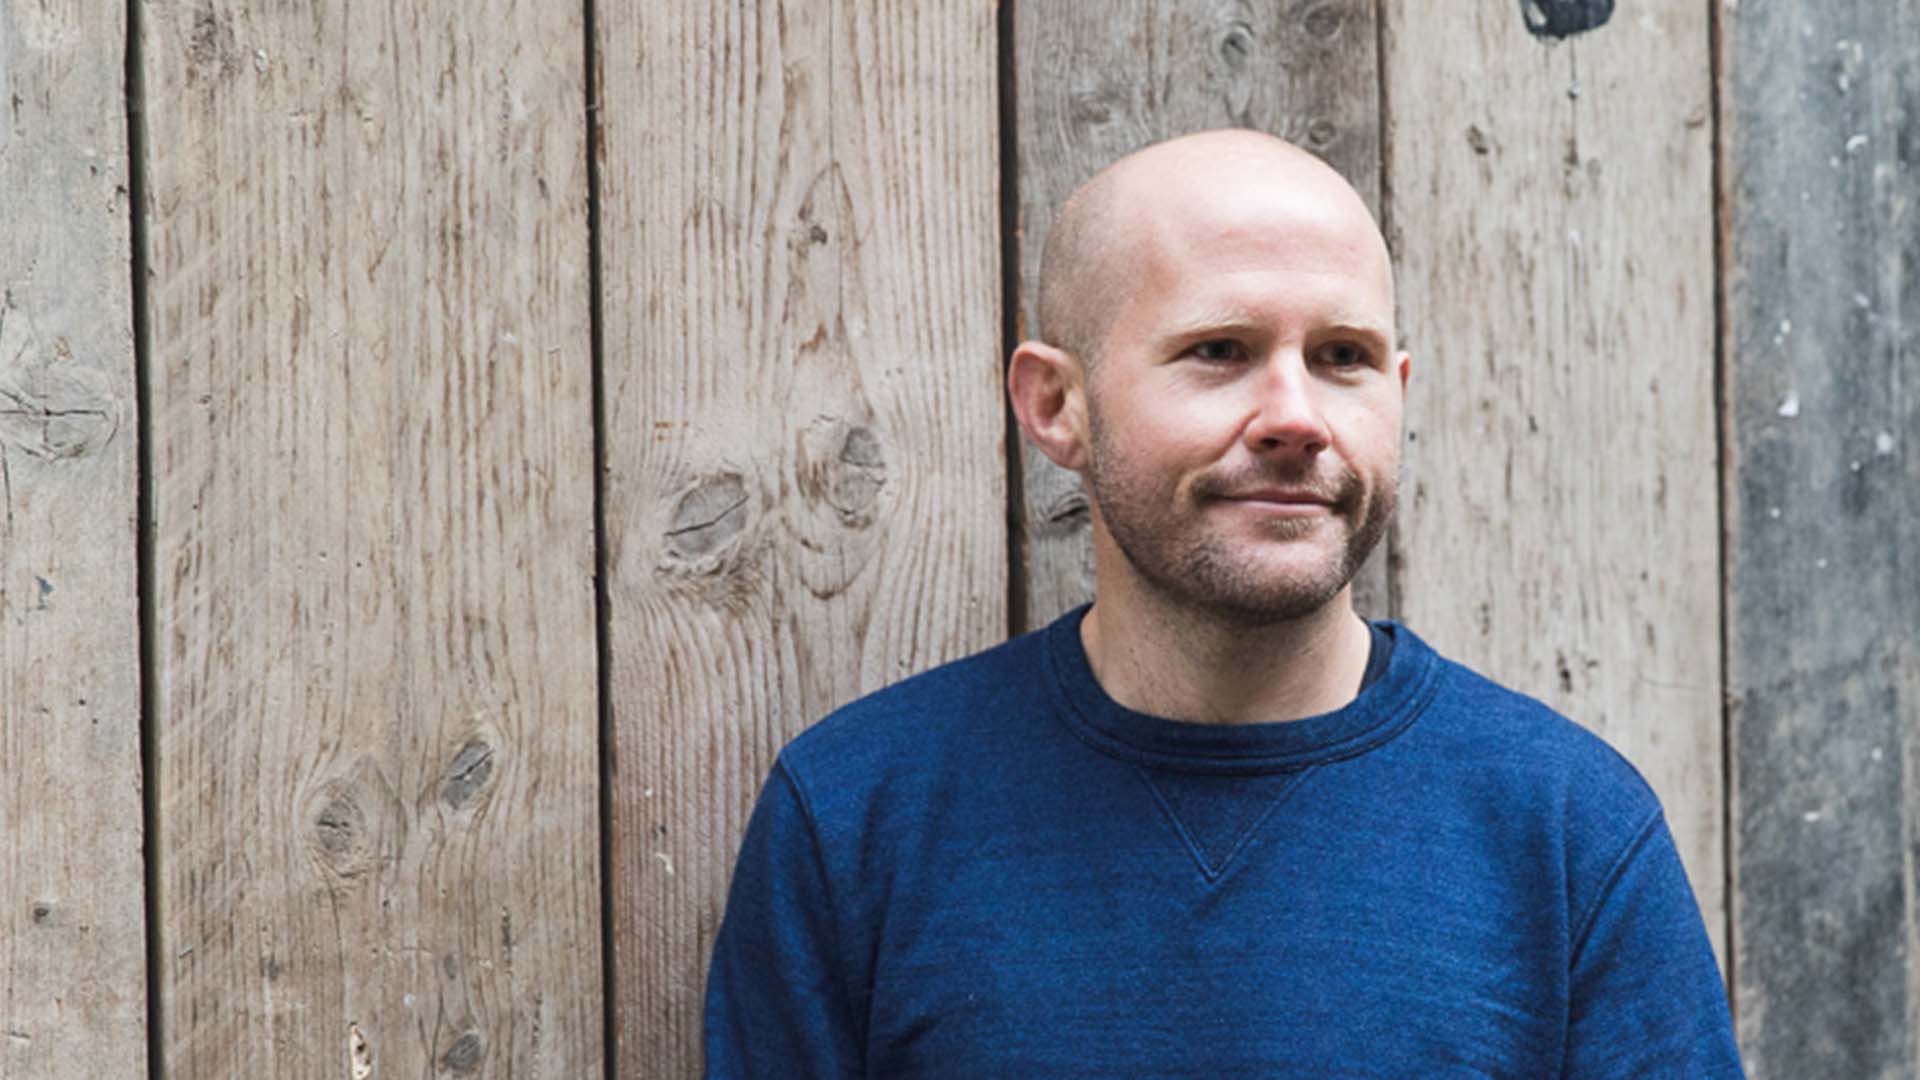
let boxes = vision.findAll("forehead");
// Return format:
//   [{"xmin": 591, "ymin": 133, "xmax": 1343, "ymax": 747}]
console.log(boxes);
[{"xmin": 1112, "ymin": 183, "xmax": 1397, "ymax": 337}]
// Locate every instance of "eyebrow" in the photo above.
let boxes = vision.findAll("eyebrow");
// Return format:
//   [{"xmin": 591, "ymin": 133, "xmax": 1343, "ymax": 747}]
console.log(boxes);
[{"xmin": 1155, "ymin": 311, "xmax": 1394, "ymax": 350}]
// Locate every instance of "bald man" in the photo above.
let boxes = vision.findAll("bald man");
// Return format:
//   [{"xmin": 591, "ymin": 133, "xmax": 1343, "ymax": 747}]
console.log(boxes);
[{"xmin": 705, "ymin": 131, "xmax": 1742, "ymax": 1078}]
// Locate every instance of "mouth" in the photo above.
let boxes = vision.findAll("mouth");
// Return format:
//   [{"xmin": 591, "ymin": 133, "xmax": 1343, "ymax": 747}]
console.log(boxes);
[{"xmin": 1216, "ymin": 488, "xmax": 1338, "ymax": 515}]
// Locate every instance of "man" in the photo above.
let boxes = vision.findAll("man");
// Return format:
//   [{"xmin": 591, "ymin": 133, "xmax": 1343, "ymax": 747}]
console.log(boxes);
[{"xmin": 704, "ymin": 130, "xmax": 1743, "ymax": 1077}]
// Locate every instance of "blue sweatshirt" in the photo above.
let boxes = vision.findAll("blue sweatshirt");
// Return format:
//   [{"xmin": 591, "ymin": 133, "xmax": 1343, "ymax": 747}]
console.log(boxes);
[{"xmin": 705, "ymin": 609, "xmax": 1744, "ymax": 1077}]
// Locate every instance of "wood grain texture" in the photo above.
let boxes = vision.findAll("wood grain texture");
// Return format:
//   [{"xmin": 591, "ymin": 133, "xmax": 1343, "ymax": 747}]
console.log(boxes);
[
  {"xmin": 1722, "ymin": 3, "xmax": 1920, "ymax": 1074},
  {"xmin": 0, "ymin": 2, "xmax": 146, "ymax": 1076},
  {"xmin": 142, "ymin": 1, "xmax": 601, "ymax": 1075},
  {"xmin": 1012, "ymin": 0, "xmax": 1386, "ymax": 630},
  {"xmin": 1381, "ymin": 3, "xmax": 1726, "ymax": 956},
  {"xmin": 596, "ymin": 3, "xmax": 1004, "ymax": 1073}
]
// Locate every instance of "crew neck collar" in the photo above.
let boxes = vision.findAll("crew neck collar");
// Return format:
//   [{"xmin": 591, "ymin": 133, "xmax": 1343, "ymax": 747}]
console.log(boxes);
[{"xmin": 1041, "ymin": 604, "xmax": 1442, "ymax": 775}]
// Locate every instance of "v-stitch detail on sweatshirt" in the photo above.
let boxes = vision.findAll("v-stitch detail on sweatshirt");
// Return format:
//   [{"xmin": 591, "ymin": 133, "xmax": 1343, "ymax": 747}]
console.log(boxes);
[{"xmin": 1138, "ymin": 766, "xmax": 1315, "ymax": 882}]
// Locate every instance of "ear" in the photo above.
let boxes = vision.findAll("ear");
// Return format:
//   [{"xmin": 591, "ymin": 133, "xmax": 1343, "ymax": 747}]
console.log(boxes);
[
  {"xmin": 1394, "ymin": 350, "xmax": 1411, "ymax": 391},
  {"xmin": 1007, "ymin": 339, "xmax": 1090, "ymax": 472}
]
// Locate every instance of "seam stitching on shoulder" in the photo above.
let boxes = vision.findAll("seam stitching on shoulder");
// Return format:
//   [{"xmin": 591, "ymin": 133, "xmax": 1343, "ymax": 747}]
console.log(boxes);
[
  {"xmin": 1567, "ymin": 809, "xmax": 1664, "ymax": 966},
  {"xmin": 775, "ymin": 755, "xmax": 865, "ymax": 1052}
]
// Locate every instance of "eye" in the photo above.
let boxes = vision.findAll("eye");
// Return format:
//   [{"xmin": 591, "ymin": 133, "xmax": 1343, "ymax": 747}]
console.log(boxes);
[
  {"xmin": 1316, "ymin": 341, "xmax": 1372, "ymax": 368},
  {"xmin": 1185, "ymin": 339, "xmax": 1248, "ymax": 364}
]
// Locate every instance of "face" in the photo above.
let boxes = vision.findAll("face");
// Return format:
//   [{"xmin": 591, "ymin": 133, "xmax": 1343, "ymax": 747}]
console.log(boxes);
[{"xmin": 1079, "ymin": 183, "xmax": 1408, "ymax": 625}]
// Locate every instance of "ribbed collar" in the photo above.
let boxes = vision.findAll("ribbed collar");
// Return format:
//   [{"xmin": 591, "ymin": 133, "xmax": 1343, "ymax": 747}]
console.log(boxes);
[{"xmin": 1042, "ymin": 605, "xmax": 1443, "ymax": 775}]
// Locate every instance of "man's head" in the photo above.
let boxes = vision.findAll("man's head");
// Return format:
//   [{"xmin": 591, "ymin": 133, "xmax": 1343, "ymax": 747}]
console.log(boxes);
[{"xmin": 1009, "ymin": 130, "xmax": 1410, "ymax": 626}]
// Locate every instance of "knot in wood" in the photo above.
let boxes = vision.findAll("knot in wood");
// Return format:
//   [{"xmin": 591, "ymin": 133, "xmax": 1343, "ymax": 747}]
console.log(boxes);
[
  {"xmin": 663, "ymin": 473, "xmax": 752, "ymax": 563},
  {"xmin": 1306, "ymin": 118, "xmax": 1338, "ymax": 148},
  {"xmin": 1067, "ymin": 86, "xmax": 1124, "ymax": 129},
  {"xmin": 440, "ymin": 738, "xmax": 495, "ymax": 810},
  {"xmin": 1039, "ymin": 489, "xmax": 1092, "ymax": 537},
  {"xmin": 1218, "ymin": 22, "xmax": 1255, "ymax": 69},
  {"xmin": 798, "ymin": 419, "xmax": 887, "ymax": 526},
  {"xmin": 1302, "ymin": 4, "xmax": 1344, "ymax": 41},
  {"xmin": 0, "ymin": 349, "xmax": 120, "ymax": 462},
  {"xmin": 309, "ymin": 781, "xmax": 373, "ymax": 877},
  {"xmin": 29, "ymin": 901, "xmax": 52, "ymax": 924},
  {"xmin": 441, "ymin": 1031, "xmax": 485, "ymax": 1073}
]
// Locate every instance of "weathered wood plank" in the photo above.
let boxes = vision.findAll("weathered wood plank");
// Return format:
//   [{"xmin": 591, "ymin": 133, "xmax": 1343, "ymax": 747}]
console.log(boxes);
[
  {"xmin": 597, "ymin": 3, "xmax": 1005, "ymax": 1073},
  {"xmin": 142, "ymin": 2, "xmax": 601, "ymax": 1074},
  {"xmin": 1722, "ymin": 2, "xmax": 1919, "ymax": 1074},
  {"xmin": 1013, "ymin": 0, "xmax": 1386, "ymax": 629},
  {"xmin": 1381, "ymin": 2, "xmax": 1726, "ymax": 956},
  {"xmin": 0, "ymin": 2, "xmax": 146, "ymax": 1075}
]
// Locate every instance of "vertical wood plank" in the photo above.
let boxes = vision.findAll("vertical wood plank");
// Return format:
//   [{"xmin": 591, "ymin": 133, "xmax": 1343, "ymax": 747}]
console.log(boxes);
[
  {"xmin": 1723, "ymin": 2, "xmax": 1920, "ymax": 1074},
  {"xmin": 1381, "ymin": 4, "xmax": 1726, "ymax": 954},
  {"xmin": 1012, "ymin": 0, "xmax": 1385, "ymax": 630},
  {"xmin": 0, "ymin": 2, "xmax": 146, "ymax": 1075},
  {"xmin": 142, "ymin": 1, "xmax": 601, "ymax": 1075},
  {"xmin": 596, "ymin": 3, "xmax": 1005, "ymax": 1073}
]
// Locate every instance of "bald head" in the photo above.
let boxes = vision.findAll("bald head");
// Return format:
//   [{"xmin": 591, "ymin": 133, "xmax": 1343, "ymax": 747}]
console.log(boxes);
[{"xmin": 1035, "ymin": 130, "xmax": 1392, "ymax": 368}]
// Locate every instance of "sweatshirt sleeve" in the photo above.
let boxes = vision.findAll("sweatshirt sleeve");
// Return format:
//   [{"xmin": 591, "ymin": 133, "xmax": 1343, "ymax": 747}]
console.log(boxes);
[
  {"xmin": 704, "ymin": 758, "xmax": 863, "ymax": 1080},
  {"xmin": 1562, "ymin": 812, "xmax": 1745, "ymax": 1078}
]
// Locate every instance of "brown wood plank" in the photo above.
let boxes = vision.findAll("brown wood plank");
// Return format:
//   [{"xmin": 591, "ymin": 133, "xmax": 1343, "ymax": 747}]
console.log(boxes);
[
  {"xmin": 1722, "ymin": 2, "xmax": 1920, "ymax": 1074},
  {"xmin": 1381, "ymin": 3, "xmax": 1726, "ymax": 955},
  {"xmin": 0, "ymin": 3, "xmax": 146, "ymax": 1075},
  {"xmin": 1012, "ymin": 0, "xmax": 1386, "ymax": 630},
  {"xmin": 142, "ymin": 2, "xmax": 601, "ymax": 1074},
  {"xmin": 596, "ymin": 3, "xmax": 1005, "ymax": 1073}
]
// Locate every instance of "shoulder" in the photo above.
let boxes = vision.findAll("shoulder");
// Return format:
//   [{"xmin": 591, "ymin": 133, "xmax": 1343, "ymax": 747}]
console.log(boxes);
[
  {"xmin": 1401, "ymin": 633, "xmax": 1663, "ymax": 820},
  {"xmin": 775, "ymin": 625, "xmax": 1054, "ymax": 802},
  {"xmin": 1382, "ymin": 628, "xmax": 1669, "ymax": 902}
]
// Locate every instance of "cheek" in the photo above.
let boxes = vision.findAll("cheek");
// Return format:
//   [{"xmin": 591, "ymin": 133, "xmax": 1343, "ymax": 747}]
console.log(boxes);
[{"xmin": 1329, "ymin": 394, "xmax": 1403, "ymax": 459}]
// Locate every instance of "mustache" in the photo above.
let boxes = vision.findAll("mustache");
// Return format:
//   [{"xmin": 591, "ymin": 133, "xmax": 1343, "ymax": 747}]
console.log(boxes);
[{"xmin": 1190, "ymin": 462, "xmax": 1363, "ymax": 506}]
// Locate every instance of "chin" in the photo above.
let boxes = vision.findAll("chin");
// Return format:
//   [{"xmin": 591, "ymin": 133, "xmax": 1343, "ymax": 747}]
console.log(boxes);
[{"xmin": 1161, "ymin": 545, "xmax": 1358, "ymax": 625}]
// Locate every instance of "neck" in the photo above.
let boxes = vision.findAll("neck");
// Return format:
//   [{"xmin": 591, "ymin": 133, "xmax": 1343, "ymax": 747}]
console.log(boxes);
[{"xmin": 1079, "ymin": 570, "xmax": 1373, "ymax": 727}]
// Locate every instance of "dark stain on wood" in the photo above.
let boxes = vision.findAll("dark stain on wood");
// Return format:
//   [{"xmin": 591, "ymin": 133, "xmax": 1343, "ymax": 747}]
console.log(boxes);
[
  {"xmin": 185, "ymin": 5, "xmax": 241, "ymax": 84},
  {"xmin": 1519, "ymin": 0, "xmax": 1613, "ymax": 40}
]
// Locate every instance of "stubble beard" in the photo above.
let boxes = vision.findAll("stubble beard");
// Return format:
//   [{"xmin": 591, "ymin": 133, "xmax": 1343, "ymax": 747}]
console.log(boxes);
[{"xmin": 1084, "ymin": 416, "xmax": 1396, "ymax": 628}]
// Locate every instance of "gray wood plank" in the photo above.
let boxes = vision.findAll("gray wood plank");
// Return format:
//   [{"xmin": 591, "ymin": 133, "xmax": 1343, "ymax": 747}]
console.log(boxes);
[
  {"xmin": 1012, "ymin": 0, "xmax": 1385, "ymax": 630},
  {"xmin": 0, "ymin": 3, "xmax": 146, "ymax": 1075},
  {"xmin": 142, "ymin": 2, "xmax": 602, "ymax": 1074},
  {"xmin": 1722, "ymin": 2, "xmax": 1920, "ymax": 1075},
  {"xmin": 594, "ymin": 4, "xmax": 1005, "ymax": 1073}
]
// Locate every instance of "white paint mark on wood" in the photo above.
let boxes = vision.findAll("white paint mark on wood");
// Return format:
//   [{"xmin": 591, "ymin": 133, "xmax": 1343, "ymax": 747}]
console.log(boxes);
[{"xmin": 349, "ymin": 1022, "xmax": 373, "ymax": 1079}]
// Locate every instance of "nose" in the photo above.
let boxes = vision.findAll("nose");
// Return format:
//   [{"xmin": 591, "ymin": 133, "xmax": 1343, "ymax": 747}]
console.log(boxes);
[{"xmin": 1243, "ymin": 351, "xmax": 1331, "ymax": 456}]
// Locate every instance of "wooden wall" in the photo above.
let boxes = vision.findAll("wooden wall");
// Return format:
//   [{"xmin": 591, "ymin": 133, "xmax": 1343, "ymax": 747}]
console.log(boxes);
[{"xmin": 0, "ymin": 0, "xmax": 1911, "ymax": 1076}]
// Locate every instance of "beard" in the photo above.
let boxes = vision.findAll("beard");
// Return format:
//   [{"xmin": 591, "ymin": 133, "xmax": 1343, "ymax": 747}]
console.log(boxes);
[{"xmin": 1084, "ymin": 414, "xmax": 1395, "ymax": 627}]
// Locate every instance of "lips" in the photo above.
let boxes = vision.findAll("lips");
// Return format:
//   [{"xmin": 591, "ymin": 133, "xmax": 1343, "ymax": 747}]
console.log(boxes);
[{"xmin": 1222, "ymin": 487, "xmax": 1334, "ymax": 505}]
